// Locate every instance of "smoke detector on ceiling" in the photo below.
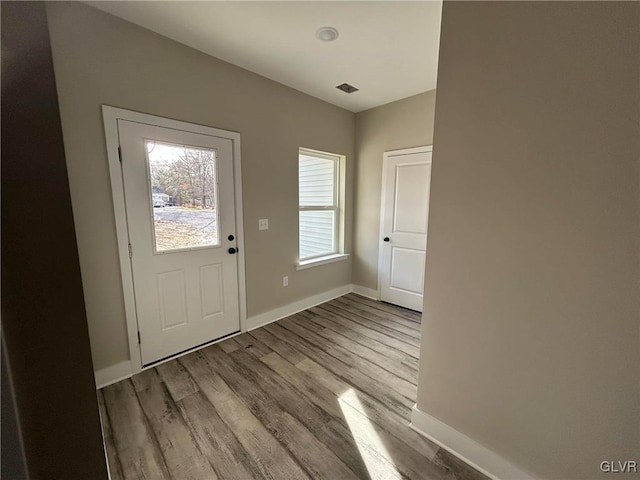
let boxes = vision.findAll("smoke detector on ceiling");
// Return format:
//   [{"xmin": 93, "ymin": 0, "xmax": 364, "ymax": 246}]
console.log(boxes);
[
  {"xmin": 336, "ymin": 83, "xmax": 359, "ymax": 94},
  {"xmin": 316, "ymin": 26, "xmax": 339, "ymax": 42}
]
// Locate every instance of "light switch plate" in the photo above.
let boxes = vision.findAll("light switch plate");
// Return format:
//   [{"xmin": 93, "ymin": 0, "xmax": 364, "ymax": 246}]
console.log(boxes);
[{"xmin": 258, "ymin": 219, "xmax": 269, "ymax": 230}]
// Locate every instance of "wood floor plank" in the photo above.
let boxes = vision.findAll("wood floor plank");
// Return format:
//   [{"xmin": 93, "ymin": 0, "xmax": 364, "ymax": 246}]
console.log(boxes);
[
  {"xmin": 325, "ymin": 345, "xmax": 416, "ymax": 400},
  {"xmin": 261, "ymin": 351, "xmax": 438, "ymax": 477},
  {"xmin": 259, "ymin": 351, "xmax": 343, "ymax": 419},
  {"xmin": 284, "ymin": 315, "xmax": 418, "ymax": 398},
  {"xmin": 309, "ymin": 305, "xmax": 421, "ymax": 364},
  {"xmin": 217, "ymin": 346, "xmax": 333, "ymax": 431},
  {"xmin": 257, "ymin": 354, "xmax": 370, "ymax": 478},
  {"xmin": 334, "ymin": 296, "xmax": 422, "ymax": 335},
  {"xmin": 265, "ymin": 321, "xmax": 415, "ymax": 411},
  {"xmin": 219, "ymin": 349, "xmax": 357, "ymax": 479},
  {"xmin": 336, "ymin": 397, "xmax": 447, "ymax": 480},
  {"xmin": 97, "ymin": 388, "xmax": 111, "ymax": 434},
  {"xmin": 249, "ymin": 327, "xmax": 307, "ymax": 364},
  {"xmin": 263, "ymin": 322, "xmax": 413, "ymax": 417},
  {"xmin": 320, "ymin": 302, "xmax": 422, "ymax": 354},
  {"xmin": 97, "ymin": 390, "xmax": 124, "ymax": 480},
  {"xmin": 217, "ymin": 337, "xmax": 242, "ymax": 353},
  {"xmin": 202, "ymin": 345, "xmax": 329, "ymax": 428},
  {"xmin": 266, "ymin": 412, "xmax": 360, "ymax": 480},
  {"xmin": 326, "ymin": 297, "xmax": 422, "ymax": 341},
  {"xmin": 294, "ymin": 309, "xmax": 319, "ymax": 321},
  {"xmin": 198, "ymin": 346, "xmax": 286, "ymax": 423},
  {"xmin": 314, "ymin": 419, "xmax": 404, "ymax": 480},
  {"xmin": 337, "ymin": 294, "xmax": 422, "ymax": 327},
  {"xmin": 344, "ymin": 293, "xmax": 422, "ymax": 323},
  {"xmin": 136, "ymin": 382, "xmax": 218, "ymax": 479},
  {"xmin": 232, "ymin": 332, "xmax": 274, "ymax": 358},
  {"xmin": 254, "ymin": 360, "xmax": 438, "ymax": 480},
  {"xmin": 263, "ymin": 320, "xmax": 348, "ymax": 369},
  {"xmin": 176, "ymin": 391, "xmax": 264, "ymax": 480},
  {"xmin": 199, "ymin": 347, "xmax": 357, "ymax": 479},
  {"xmin": 402, "ymin": 355, "xmax": 420, "ymax": 372},
  {"xmin": 434, "ymin": 448, "xmax": 492, "ymax": 480},
  {"xmin": 180, "ymin": 351, "xmax": 311, "ymax": 480},
  {"xmin": 102, "ymin": 380, "xmax": 169, "ymax": 480},
  {"xmin": 291, "ymin": 311, "xmax": 413, "ymax": 376},
  {"xmin": 279, "ymin": 315, "xmax": 336, "ymax": 350},
  {"xmin": 296, "ymin": 357, "xmax": 439, "ymax": 460},
  {"xmin": 155, "ymin": 360, "xmax": 199, "ymax": 401},
  {"xmin": 331, "ymin": 303, "xmax": 421, "ymax": 342},
  {"xmin": 130, "ymin": 367, "xmax": 162, "ymax": 393}
]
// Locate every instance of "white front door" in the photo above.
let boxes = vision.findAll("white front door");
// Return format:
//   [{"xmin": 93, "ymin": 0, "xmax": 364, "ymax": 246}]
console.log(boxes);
[
  {"xmin": 119, "ymin": 120, "xmax": 240, "ymax": 365},
  {"xmin": 379, "ymin": 146, "xmax": 432, "ymax": 312}
]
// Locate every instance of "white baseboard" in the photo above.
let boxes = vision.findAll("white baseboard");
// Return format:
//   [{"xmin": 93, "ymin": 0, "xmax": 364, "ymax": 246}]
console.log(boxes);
[
  {"xmin": 350, "ymin": 284, "xmax": 379, "ymax": 300},
  {"xmin": 95, "ymin": 360, "xmax": 132, "ymax": 389},
  {"xmin": 246, "ymin": 284, "xmax": 352, "ymax": 331},
  {"xmin": 410, "ymin": 406, "xmax": 538, "ymax": 480}
]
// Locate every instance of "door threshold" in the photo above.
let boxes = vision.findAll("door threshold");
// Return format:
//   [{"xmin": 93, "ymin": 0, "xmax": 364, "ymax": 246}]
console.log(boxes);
[
  {"xmin": 380, "ymin": 300, "xmax": 422, "ymax": 314},
  {"xmin": 142, "ymin": 330, "xmax": 241, "ymax": 369}
]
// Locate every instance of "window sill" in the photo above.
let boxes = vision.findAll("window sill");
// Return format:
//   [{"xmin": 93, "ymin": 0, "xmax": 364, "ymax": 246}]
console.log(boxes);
[{"xmin": 296, "ymin": 253, "xmax": 349, "ymax": 270}]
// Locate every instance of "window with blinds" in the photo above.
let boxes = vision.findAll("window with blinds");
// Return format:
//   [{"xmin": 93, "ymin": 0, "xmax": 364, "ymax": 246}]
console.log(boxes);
[{"xmin": 299, "ymin": 149, "xmax": 340, "ymax": 261}]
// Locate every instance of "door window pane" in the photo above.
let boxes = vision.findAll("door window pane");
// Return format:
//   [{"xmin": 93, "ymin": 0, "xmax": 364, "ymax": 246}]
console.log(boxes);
[{"xmin": 146, "ymin": 141, "xmax": 220, "ymax": 252}]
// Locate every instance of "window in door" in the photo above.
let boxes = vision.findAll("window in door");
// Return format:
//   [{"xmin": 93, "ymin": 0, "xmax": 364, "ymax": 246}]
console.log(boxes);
[
  {"xmin": 298, "ymin": 148, "xmax": 345, "ymax": 265},
  {"xmin": 145, "ymin": 140, "xmax": 220, "ymax": 253}
]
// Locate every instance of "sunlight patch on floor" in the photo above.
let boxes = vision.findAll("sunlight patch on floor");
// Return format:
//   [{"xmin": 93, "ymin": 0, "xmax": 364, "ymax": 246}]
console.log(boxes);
[{"xmin": 339, "ymin": 388, "xmax": 403, "ymax": 480}]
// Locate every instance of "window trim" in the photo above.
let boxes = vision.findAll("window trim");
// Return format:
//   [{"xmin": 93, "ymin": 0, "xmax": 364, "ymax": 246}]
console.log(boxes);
[
  {"xmin": 296, "ymin": 253, "xmax": 349, "ymax": 270},
  {"xmin": 297, "ymin": 147, "xmax": 345, "ymax": 266}
]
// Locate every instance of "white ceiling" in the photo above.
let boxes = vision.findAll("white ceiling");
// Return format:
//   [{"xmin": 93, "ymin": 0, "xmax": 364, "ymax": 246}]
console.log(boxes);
[{"xmin": 89, "ymin": 1, "xmax": 442, "ymax": 113}]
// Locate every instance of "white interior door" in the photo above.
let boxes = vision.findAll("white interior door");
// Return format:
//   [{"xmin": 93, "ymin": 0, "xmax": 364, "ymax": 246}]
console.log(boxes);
[
  {"xmin": 379, "ymin": 147, "xmax": 432, "ymax": 312},
  {"xmin": 118, "ymin": 120, "xmax": 240, "ymax": 365}
]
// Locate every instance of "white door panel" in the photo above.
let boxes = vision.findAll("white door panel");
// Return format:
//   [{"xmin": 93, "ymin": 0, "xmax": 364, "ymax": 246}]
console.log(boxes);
[
  {"xmin": 200, "ymin": 263, "xmax": 224, "ymax": 318},
  {"xmin": 393, "ymin": 163, "xmax": 430, "ymax": 234},
  {"xmin": 390, "ymin": 247, "xmax": 426, "ymax": 294},
  {"xmin": 156, "ymin": 269, "xmax": 188, "ymax": 329},
  {"xmin": 379, "ymin": 148, "xmax": 432, "ymax": 311},
  {"xmin": 119, "ymin": 120, "xmax": 240, "ymax": 365}
]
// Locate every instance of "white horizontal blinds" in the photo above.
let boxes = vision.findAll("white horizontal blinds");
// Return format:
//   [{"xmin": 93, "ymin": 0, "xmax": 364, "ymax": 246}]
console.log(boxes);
[
  {"xmin": 299, "ymin": 210, "xmax": 335, "ymax": 259},
  {"xmin": 299, "ymin": 150, "xmax": 338, "ymax": 260},
  {"xmin": 299, "ymin": 154, "xmax": 335, "ymax": 206}
]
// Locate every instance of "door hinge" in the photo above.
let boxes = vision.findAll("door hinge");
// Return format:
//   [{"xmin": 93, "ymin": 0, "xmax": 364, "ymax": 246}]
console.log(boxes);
[
  {"xmin": 137, "ymin": 331, "xmax": 141, "ymax": 344},
  {"xmin": 128, "ymin": 243, "xmax": 132, "ymax": 258},
  {"xmin": 118, "ymin": 146, "xmax": 122, "ymax": 162}
]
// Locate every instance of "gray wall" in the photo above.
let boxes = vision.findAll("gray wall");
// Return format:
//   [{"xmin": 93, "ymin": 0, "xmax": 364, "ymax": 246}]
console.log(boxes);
[
  {"xmin": 353, "ymin": 91, "xmax": 437, "ymax": 290},
  {"xmin": 46, "ymin": 2, "xmax": 355, "ymax": 371},
  {"xmin": 417, "ymin": 2, "xmax": 639, "ymax": 479}
]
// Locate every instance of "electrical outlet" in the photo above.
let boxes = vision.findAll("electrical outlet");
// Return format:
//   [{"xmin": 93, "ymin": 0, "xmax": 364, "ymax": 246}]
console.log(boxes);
[
  {"xmin": 283, "ymin": 276, "xmax": 289, "ymax": 287},
  {"xmin": 258, "ymin": 219, "xmax": 269, "ymax": 230}
]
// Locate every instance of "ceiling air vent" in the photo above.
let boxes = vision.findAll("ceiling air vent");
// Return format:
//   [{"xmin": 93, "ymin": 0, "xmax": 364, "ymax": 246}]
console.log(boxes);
[{"xmin": 336, "ymin": 83, "xmax": 359, "ymax": 94}]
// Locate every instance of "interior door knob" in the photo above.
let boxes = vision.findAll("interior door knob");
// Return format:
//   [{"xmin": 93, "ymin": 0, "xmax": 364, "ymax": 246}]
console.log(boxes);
[
  {"xmin": 383, "ymin": 237, "xmax": 390, "ymax": 242},
  {"xmin": 228, "ymin": 247, "xmax": 237, "ymax": 254}
]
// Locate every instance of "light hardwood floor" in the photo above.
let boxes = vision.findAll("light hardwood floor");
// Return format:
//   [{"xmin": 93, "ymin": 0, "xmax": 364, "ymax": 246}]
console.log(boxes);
[{"xmin": 98, "ymin": 294, "xmax": 486, "ymax": 480}]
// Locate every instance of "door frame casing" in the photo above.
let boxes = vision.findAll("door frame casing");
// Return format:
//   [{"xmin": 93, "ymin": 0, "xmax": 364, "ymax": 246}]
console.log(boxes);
[
  {"xmin": 102, "ymin": 105, "xmax": 247, "ymax": 375},
  {"xmin": 377, "ymin": 145, "xmax": 433, "ymax": 302}
]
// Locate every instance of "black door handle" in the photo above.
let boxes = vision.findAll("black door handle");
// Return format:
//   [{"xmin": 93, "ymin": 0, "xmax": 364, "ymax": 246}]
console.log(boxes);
[
  {"xmin": 227, "ymin": 234, "xmax": 235, "ymax": 241},
  {"xmin": 383, "ymin": 237, "xmax": 390, "ymax": 242},
  {"xmin": 228, "ymin": 247, "xmax": 237, "ymax": 254}
]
